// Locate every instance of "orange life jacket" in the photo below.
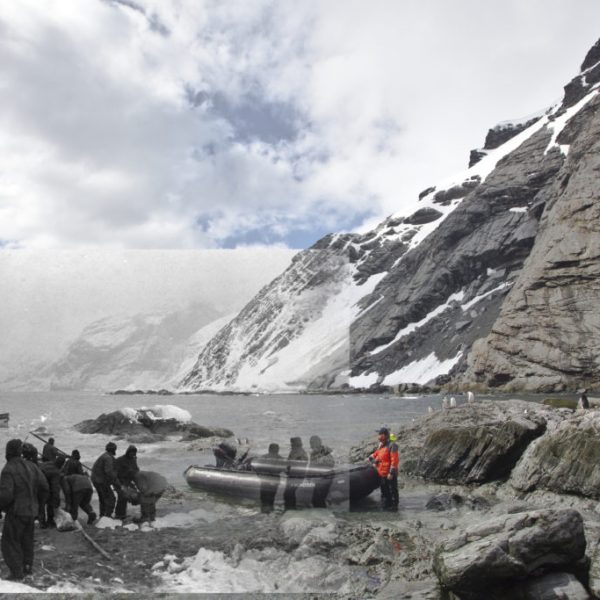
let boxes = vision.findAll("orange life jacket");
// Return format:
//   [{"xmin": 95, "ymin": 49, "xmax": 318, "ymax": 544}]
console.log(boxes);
[{"xmin": 370, "ymin": 441, "xmax": 399, "ymax": 477}]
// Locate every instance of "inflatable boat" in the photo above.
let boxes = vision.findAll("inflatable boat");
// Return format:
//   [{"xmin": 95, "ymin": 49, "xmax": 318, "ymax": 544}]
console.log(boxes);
[{"xmin": 184, "ymin": 458, "xmax": 380, "ymax": 507}]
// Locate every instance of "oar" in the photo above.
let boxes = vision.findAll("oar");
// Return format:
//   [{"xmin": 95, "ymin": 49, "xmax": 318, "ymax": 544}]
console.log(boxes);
[{"xmin": 28, "ymin": 431, "xmax": 92, "ymax": 472}]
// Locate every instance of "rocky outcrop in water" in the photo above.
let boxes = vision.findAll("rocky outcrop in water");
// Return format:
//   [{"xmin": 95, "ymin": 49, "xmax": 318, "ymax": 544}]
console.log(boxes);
[
  {"xmin": 75, "ymin": 407, "xmax": 233, "ymax": 443},
  {"xmin": 349, "ymin": 400, "xmax": 562, "ymax": 484},
  {"xmin": 433, "ymin": 509, "xmax": 587, "ymax": 600}
]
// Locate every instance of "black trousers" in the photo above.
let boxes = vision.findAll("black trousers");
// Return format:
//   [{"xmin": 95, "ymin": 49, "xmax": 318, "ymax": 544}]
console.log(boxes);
[
  {"xmin": 93, "ymin": 483, "xmax": 116, "ymax": 517},
  {"xmin": 1, "ymin": 514, "xmax": 34, "ymax": 579},
  {"xmin": 312, "ymin": 476, "xmax": 333, "ymax": 508},
  {"xmin": 70, "ymin": 489, "xmax": 94, "ymax": 521},
  {"xmin": 389, "ymin": 473, "xmax": 399, "ymax": 507},
  {"xmin": 259, "ymin": 479, "xmax": 279, "ymax": 513},
  {"xmin": 115, "ymin": 491, "xmax": 128, "ymax": 519},
  {"xmin": 380, "ymin": 477, "xmax": 393, "ymax": 509}
]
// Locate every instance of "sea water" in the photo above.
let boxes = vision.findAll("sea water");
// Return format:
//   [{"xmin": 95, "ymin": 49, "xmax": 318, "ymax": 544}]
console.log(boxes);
[{"xmin": 0, "ymin": 391, "xmax": 447, "ymax": 488}]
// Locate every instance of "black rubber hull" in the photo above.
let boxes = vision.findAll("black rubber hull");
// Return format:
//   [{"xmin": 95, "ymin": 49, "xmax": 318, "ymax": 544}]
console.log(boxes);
[{"xmin": 184, "ymin": 461, "xmax": 380, "ymax": 507}]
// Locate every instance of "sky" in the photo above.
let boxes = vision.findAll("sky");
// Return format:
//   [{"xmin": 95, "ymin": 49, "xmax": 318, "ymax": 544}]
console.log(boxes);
[{"xmin": 0, "ymin": 0, "xmax": 599, "ymax": 250}]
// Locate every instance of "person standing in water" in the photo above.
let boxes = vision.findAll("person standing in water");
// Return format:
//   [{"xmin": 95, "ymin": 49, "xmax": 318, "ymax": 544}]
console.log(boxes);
[
  {"xmin": 284, "ymin": 437, "xmax": 308, "ymax": 510},
  {"xmin": 369, "ymin": 428, "xmax": 399, "ymax": 510}
]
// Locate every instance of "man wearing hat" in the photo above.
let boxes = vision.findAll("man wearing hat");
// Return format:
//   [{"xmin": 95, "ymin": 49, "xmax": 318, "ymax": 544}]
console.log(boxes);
[
  {"xmin": 91, "ymin": 442, "xmax": 121, "ymax": 518},
  {"xmin": 369, "ymin": 428, "xmax": 399, "ymax": 510},
  {"xmin": 0, "ymin": 439, "xmax": 49, "ymax": 580}
]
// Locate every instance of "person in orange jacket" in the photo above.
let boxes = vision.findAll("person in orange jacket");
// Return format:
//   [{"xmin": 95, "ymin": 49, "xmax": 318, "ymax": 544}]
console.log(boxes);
[{"xmin": 369, "ymin": 427, "xmax": 399, "ymax": 510}]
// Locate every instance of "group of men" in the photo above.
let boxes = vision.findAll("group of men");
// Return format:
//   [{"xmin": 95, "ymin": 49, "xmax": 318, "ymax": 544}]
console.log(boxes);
[
  {"xmin": 258, "ymin": 435, "xmax": 335, "ymax": 512},
  {"xmin": 0, "ymin": 437, "xmax": 167, "ymax": 581}
]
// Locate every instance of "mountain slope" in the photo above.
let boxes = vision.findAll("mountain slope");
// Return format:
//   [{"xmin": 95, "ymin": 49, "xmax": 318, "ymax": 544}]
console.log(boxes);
[
  {"xmin": 8, "ymin": 303, "xmax": 224, "ymax": 392},
  {"xmin": 181, "ymin": 39, "xmax": 600, "ymax": 393}
]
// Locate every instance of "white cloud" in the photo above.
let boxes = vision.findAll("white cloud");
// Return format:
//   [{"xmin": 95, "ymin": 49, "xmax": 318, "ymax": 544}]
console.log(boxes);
[{"xmin": 0, "ymin": 0, "xmax": 599, "ymax": 248}]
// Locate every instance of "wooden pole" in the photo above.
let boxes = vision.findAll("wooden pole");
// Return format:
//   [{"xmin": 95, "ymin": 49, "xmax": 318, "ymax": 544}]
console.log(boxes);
[
  {"xmin": 28, "ymin": 431, "xmax": 92, "ymax": 472},
  {"xmin": 74, "ymin": 521, "xmax": 112, "ymax": 561}
]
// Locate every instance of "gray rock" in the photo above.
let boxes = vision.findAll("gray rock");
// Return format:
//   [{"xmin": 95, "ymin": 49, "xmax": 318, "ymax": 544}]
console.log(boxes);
[
  {"xmin": 511, "ymin": 411, "xmax": 600, "ymax": 498},
  {"xmin": 433, "ymin": 509, "xmax": 586, "ymax": 599},
  {"xmin": 349, "ymin": 400, "xmax": 561, "ymax": 485},
  {"xmin": 465, "ymin": 92, "xmax": 600, "ymax": 391},
  {"xmin": 75, "ymin": 410, "xmax": 233, "ymax": 441},
  {"xmin": 483, "ymin": 117, "xmax": 541, "ymax": 150},
  {"xmin": 500, "ymin": 572, "xmax": 590, "ymax": 600},
  {"xmin": 404, "ymin": 208, "xmax": 443, "ymax": 225},
  {"xmin": 425, "ymin": 492, "xmax": 489, "ymax": 512}
]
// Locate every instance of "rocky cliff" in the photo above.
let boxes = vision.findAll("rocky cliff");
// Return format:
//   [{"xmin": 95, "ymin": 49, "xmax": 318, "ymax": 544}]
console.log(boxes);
[{"xmin": 181, "ymin": 39, "xmax": 600, "ymax": 393}]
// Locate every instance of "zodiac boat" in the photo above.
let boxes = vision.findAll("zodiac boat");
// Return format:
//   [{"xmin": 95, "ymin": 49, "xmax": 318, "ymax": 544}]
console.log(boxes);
[{"xmin": 184, "ymin": 458, "xmax": 380, "ymax": 507}]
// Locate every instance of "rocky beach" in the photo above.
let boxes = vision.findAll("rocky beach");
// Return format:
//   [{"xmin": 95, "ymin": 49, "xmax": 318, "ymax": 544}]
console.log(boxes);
[{"xmin": 2, "ymin": 396, "xmax": 599, "ymax": 598}]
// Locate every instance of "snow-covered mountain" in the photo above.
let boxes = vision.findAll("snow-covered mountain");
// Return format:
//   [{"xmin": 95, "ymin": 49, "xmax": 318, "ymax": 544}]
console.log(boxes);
[
  {"xmin": 4, "ymin": 303, "xmax": 230, "ymax": 392},
  {"xmin": 181, "ymin": 38, "xmax": 600, "ymax": 393}
]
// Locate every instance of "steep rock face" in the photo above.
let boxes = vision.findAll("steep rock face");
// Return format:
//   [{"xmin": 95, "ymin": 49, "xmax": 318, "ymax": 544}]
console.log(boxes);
[
  {"xmin": 349, "ymin": 125, "xmax": 563, "ymax": 388},
  {"xmin": 465, "ymin": 92, "xmax": 600, "ymax": 391},
  {"xmin": 510, "ymin": 411, "xmax": 600, "ymax": 499}
]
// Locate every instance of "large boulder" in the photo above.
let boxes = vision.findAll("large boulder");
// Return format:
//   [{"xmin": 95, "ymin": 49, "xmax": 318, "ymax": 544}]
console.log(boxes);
[
  {"xmin": 433, "ymin": 509, "xmax": 587, "ymax": 600},
  {"xmin": 75, "ymin": 405, "xmax": 233, "ymax": 442},
  {"xmin": 349, "ymin": 400, "xmax": 561, "ymax": 484},
  {"xmin": 511, "ymin": 411, "xmax": 600, "ymax": 499}
]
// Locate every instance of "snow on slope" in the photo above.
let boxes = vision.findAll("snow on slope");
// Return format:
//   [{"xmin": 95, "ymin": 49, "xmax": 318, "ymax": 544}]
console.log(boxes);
[
  {"xmin": 10, "ymin": 303, "xmax": 225, "ymax": 391},
  {"xmin": 181, "ymin": 78, "xmax": 599, "ymax": 392}
]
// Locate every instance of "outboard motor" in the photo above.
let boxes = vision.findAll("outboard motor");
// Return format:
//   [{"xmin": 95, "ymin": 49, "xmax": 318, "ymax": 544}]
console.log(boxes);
[{"xmin": 213, "ymin": 442, "xmax": 237, "ymax": 468}]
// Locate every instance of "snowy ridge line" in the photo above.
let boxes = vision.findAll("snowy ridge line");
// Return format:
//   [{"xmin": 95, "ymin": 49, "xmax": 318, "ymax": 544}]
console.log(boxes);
[
  {"xmin": 461, "ymin": 282, "xmax": 511, "ymax": 312},
  {"xmin": 384, "ymin": 106, "xmax": 553, "ymax": 274},
  {"xmin": 369, "ymin": 290, "xmax": 465, "ymax": 356},
  {"xmin": 545, "ymin": 86, "xmax": 600, "ymax": 156}
]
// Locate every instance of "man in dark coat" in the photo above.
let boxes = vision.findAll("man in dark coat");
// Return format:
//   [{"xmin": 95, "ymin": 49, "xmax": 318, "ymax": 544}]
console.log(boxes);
[
  {"xmin": 284, "ymin": 437, "xmax": 308, "ymax": 510},
  {"xmin": 258, "ymin": 443, "xmax": 284, "ymax": 513},
  {"xmin": 91, "ymin": 442, "xmax": 120, "ymax": 518},
  {"xmin": 62, "ymin": 472, "xmax": 96, "ymax": 525},
  {"xmin": 63, "ymin": 449, "xmax": 85, "ymax": 476},
  {"xmin": 39, "ymin": 455, "xmax": 65, "ymax": 528},
  {"xmin": 0, "ymin": 439, "xmax": 49, "ymax": 580},
  {"xmin": 309, "ymin": 435, "xmax": 334, "ymax": 508},
  {"xmin": 114, "ymin": 445, "xmax": 139, "ymax": 520},
  {"xmin": 42, "ymin": 438, "xmax": 60, "ymax": 463},
  {"xmin": 133, "ymin": 471, "xmax": 167, "ymax": 524}
]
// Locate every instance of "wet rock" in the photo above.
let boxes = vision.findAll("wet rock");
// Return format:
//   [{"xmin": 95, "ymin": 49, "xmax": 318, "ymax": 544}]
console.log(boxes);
[
  {"xmin": 433, "ymin": 509, "xmax": 586, "ymax": 600},
  {"xmin": 75, "ymin": 411, "xmax": 147, "ymax": 436},
  {"xmin": 425, "ymin": 493, "xmax": 465, "ymax": 512},
  {"xmin": 425, "ymin": 492, "xmax": 489, "ymax": 512},
  {"xmin": 75, "ymin": 409, "xmax": 233, "ymax": 441},
  {"xmin": 511, "ymin": 411, "xmax": 600, "ymax": 499},
  {"xmin": 350, "ymin": 400, "xmax": 560, "ymax": 485},
  {"xmin": 417, "ymin": 415, "xmax": 543, "ymax": 484},
  {"xmin": 492, "ymin": 571, "xmax": 590, "ymax": 600}
]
